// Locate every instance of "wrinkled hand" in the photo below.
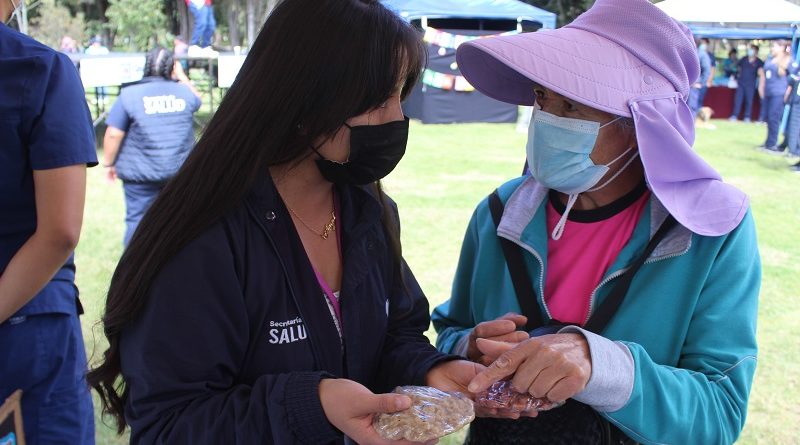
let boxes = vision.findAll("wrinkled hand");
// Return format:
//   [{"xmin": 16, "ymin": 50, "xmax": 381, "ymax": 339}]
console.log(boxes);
[
  {"xmin": 468, "ymin": 333, "xmax": 592, "ymax": 404},
  {"xmin": 466, "ymin": 313, "xmax": 529, "ymax": 366},
  {"xmin": 319, "ymin": 378, "xmax": 437, "ymax": 445},
  {"xmin": 425, "ymin": 359, "xmax": 531, "ymax": 419}
]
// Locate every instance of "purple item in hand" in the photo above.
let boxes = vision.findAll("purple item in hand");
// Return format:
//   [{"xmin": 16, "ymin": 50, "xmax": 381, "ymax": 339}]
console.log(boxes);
[{"xmin": 475, "ymin": 381, "xmax": 564, "ymax": 413}]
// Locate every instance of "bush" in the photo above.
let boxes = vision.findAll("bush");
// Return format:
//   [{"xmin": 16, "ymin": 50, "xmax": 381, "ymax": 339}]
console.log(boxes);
[
  {"xmin": 29, "ymin": 0, "xmax": 86, "ymax": 50},
  {"xmin": 106, "ymin": 0, "xmax": 167, "ymax": 51}
]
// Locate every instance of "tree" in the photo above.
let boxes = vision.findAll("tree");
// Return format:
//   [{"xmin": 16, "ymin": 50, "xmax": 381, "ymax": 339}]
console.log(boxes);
[
  {"xmin": 29, "ymin": 0, "xmax": 86, "ymax": 49},
  {"xmin": 523, "ymin": 0, "xmax": 667, "ymax": 27},
  {"xmin": 522, "ymin": 0, "xmax": 593, "ymax": 27},
  {"xmin": 106, "ymin": 0, "xmax": 167, "ymax": 50}
]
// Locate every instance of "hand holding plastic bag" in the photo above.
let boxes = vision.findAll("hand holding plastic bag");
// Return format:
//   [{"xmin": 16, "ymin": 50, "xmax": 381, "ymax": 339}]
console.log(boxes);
[
  {"xmin": 373, "ymin": 386, "xmax": 475, "ymax": 442},
  {"xmin": 475, "ymin": 381, "xmax": 564, "ymax": 413}
]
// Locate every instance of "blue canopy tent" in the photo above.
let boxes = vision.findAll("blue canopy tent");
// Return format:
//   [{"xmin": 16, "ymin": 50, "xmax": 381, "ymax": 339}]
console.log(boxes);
[
  {"xmin": 383, "ymin": 0, "xmax": 556, "ymax": 27},
  {"xmin": 382, "ymin": 0, "xmax": 556, "ymax": 123},
  {"xmin": 656, "ymin": 0, "xmax": 800, "ymax": 40}
]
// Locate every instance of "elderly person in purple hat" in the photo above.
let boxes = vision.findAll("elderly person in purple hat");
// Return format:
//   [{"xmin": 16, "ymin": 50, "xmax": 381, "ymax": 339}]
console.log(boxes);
[{"xmin": 432, "ymin": 0, "xmax": 760, "ymax": 444}]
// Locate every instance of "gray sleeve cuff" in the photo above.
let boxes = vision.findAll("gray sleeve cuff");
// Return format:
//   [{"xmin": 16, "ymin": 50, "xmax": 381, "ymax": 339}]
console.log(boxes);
[
  {"xmin": 452, "ymin": 330, "xmax": 471, "ymax": 358},
  {"xmin": 558, "ymin": 326, "xmax": 635, "ymax": 412}
]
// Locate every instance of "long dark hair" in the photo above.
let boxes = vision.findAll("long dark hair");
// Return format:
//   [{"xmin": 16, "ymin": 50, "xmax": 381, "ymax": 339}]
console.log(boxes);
[{"xmin": 88, "ymin": 0, "xmax": 423, "ymax": 432}]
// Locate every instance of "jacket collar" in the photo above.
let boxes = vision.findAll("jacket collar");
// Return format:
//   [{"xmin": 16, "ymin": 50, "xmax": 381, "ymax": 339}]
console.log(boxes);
[{"xmin": 497, "ymin": 176, "xmax": 692, "ymax": 261}]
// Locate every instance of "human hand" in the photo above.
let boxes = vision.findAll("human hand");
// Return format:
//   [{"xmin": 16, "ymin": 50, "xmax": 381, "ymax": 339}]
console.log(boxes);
[
  {"xmin": 425, "ymin": 359, "xmax": 484, "ymax": 394},
  {"xmin": 172, "ymin": 60, "xmax": 190, "ymax": 83},
  {"xmin": 104, "ymin": 166, "xmax": 117, "ymax": 184},
  {"xmin": 319, "ymin": 378, "xmax": 437, "ymax": 445},
  {"xmin": 467, "ymin": 333, "xmax": 592, "ymax": 404},
  {"xmin": 425, "ymin": 359, "xmax": 532, "ymax": 420},
  {"xmin": 466, "ymin": 313, "xmax": 529, "ymax": 365}
]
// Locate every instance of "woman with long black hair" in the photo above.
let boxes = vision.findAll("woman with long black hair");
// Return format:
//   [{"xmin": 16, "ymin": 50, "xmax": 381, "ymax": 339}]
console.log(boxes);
[{"xmin": 87, "ymin": 0, "xmax": 480, "ymax": 443}]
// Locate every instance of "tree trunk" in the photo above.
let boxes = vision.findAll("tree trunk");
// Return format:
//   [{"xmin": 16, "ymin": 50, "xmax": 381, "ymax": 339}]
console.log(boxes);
[
  {"xmin": 246, "ymin": 0, "xmax": 256, "ymax": 47},
  {"xmin": 228, "ymin": 0, "xmax": 241, "ymax": 47},
  {"xmin": 177, "ymin": 0, "xmax": 190, "ymax": 42}
]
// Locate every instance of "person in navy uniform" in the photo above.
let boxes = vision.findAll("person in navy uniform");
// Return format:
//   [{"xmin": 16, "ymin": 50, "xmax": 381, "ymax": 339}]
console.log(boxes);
[
  {"xmin": 688, "ymin": 38, "xmax": 713, "ymax": 120},
  {"xmin": 759, "ymin": 40, "xmax": 793, "ymax": 153},
  {"xmin": 0, "ymin": 2, "xmax": 97, "ymax": 444},
  {"xmin": 780, "ymin": 60, "xmax": 800, "ymax": 172},
  {"xmin": 102, "ymin": 46, "xmax": 202, "ymax": 246},
  {"xmin": 88, "ymin": 0, "xmax": 485, "ymax": 443},
  {"xmin": 730, "ymin": 43, "xmax": 764, "ymax": 122}
]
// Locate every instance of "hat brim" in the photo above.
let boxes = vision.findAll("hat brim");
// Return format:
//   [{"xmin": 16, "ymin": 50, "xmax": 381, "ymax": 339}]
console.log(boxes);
[{"xmin": 456, "ymin": 28, "xmax": 676, "ymax": 117}]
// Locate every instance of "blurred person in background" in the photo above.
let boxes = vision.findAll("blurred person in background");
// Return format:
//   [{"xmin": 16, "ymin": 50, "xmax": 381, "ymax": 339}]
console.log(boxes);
[
  {"xmin": 730, "ymin": 43, "xmax": 764, "ymax": 122},
  {"xmin": 780, "ymin": 59, "xmax": 800, "ymax": 172},
  {"xmin": 688, "ymin": 38, "xmax": 712, "ymax": 119},
  {"xmin": 102, "ymin": 46, "xmax": 202, "ymax": 246},
  {"xmin": 1, "ymin": 1, "xmax": 97, "ymax": 443},
  {"xmin": 722, "ymin": 48, "xmax": 738, "ymax": 79},
  {"xmin": 84, "ymin": 35, "xmax": 110, "ymax": 104},
  {"xmin": 187, "ymin": 0, "xmax": 218, "ymax": 56},
  {"xmin": 758, "ymin": 40, "xmax": 793, "ymax": 153}
]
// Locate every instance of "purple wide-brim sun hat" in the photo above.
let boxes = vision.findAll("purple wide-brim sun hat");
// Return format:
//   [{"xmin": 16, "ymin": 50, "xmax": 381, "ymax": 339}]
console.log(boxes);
[{"xmin": 456, "ymin": 0, "xmax": 748, "ymax": 237}]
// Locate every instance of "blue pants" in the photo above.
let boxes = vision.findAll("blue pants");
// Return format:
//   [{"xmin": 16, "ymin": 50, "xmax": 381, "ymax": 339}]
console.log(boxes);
[
  {"xmin": 189, "ymin": 4, "xmax": 216, "ymax": 47},
  {"xmin": 763, "ymin": 95, "xmax": 785, "ymax": 148},
  {"xmin": 731, "ymin": 86, "xmax": 756, "ymax": 121},
  {"xmin": 0, "ymin": 313, "xmax": 94, "ymax": 445},
  {"xmin": 123, "ymin": 181, "xmax": 165, "ymax": 246},
  {"xmin": 688, "ymin": 85, "xmax": 708, "ymax": 119},
  {"xmin": 785, "ymin": 102, "xmax": 800, "ymax": 155}
]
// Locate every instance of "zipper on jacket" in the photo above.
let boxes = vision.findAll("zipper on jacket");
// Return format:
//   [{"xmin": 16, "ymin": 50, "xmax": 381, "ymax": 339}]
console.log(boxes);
[
  {"xmin": 582, "ymin": 249, "xmax": 689, "ymax": 325},
  {"xmin": 499, "ymin": 233, "xmax": 552, "ymax": 321}
]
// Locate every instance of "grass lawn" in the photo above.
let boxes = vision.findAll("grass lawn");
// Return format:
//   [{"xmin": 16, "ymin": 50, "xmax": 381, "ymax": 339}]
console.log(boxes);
[{"xmin": 78, "ymin": 119, "xmax": 799, "ymax": 444}]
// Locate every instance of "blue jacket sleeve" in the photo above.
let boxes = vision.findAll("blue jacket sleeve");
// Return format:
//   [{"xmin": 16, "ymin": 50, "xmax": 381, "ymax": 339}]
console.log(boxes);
[
  {"xmin": 119, "ymin": 222, "xmax": 341, "ymax": 444},
  {"xmin": 605, "ymin": 212, "xmax": 761, "ymax": 445},
  {"xmin": 431, "ymin": 207, "xmax": 480, "ymax": 356}
]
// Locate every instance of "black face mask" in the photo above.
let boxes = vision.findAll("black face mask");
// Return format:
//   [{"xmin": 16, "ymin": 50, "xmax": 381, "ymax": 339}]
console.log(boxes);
[{"xmin": 313, "ymin": 117, "xmax": 409, "ymax": 185}]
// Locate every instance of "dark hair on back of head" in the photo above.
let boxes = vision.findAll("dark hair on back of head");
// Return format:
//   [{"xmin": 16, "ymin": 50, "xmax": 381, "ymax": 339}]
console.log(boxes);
[
  {"xmin": 87, "ymin": 0, "xmax": 424, "ymax": 434},
  {"xmin": 143, "ymin": 46, "xmax": 174, "ymax": 79}
]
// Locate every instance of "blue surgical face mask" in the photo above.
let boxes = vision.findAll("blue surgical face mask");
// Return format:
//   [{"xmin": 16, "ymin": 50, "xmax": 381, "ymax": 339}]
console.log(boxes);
[
  {"xmin": 747, "ymin": 48, "xmax": 756, "ymax": 58},
  {"xmin": 526, "ymin": 108, "xmax": 639, "ymax": 240},
  {"xmin": 526, "ymin": 108, "xmax": 618, "ymax": 194},
  {"xmin": 698, "ymin": 43, "xmax": 708, "ymax": 52}
]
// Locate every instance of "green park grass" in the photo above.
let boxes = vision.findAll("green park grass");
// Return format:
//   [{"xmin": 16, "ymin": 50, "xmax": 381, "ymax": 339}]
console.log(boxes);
[{"xmin": 78, "ymin": 119, "xmax": 799, "ymax": 444}]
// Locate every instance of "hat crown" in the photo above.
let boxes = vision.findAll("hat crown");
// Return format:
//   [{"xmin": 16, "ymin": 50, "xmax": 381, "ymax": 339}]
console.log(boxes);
[{"xmin": 565, "ymin": 0, "xmax": 699, "ymax": 98}]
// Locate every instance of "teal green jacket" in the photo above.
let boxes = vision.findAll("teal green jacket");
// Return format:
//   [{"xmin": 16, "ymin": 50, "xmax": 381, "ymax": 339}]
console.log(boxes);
[{"xmin": 432, "ymin": 177, "xmax": 760, "ymax": 445}]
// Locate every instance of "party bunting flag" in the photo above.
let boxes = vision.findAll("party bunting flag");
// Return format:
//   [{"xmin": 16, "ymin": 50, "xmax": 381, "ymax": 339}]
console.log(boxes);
[
  {"xmin": 423, "ymin": 27, "xmax": 520, "ymax": 50},
  {"xmin": 422, "ymin": 68, "xmax": 475, "ymax": 92}
]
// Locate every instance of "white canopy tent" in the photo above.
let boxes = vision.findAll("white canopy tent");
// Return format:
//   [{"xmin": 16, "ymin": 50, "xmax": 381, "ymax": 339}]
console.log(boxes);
[{"xmin": 656, "ymin": 0, "xmax": 800, "ymax": 39}]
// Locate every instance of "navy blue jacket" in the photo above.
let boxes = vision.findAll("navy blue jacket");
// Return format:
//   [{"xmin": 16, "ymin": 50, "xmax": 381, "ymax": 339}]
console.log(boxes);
[
  {"xmin": 106, "ymin": 77, "xmax": 200, "ymax": 183},
  {"xmin": 119, "ymin": 176, "xmax": 453, "ymax": 444}
]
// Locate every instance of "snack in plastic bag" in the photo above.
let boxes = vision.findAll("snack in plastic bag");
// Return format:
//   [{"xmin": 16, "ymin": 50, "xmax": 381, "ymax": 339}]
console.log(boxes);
[
  {"xmin": 373, "ymin": 386, "xmax": 475, "ymax": 442},
  {"xmin": 475, "ymin": 380, "xmax": 564, "ymax": 413}
]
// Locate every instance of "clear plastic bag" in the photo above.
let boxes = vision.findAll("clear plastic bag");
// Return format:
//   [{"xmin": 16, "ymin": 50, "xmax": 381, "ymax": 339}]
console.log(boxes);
[
  {"xmin": 475, "ymin": 381, "xmax": 564, "ymax": 413},
  {"xmin": 373, "ymin": 386, "xmax": 475, "ymax": 442}
]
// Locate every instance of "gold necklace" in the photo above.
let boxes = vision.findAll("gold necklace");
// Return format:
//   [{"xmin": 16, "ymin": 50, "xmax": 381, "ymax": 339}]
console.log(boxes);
[{"xmin": 288, "ymin": 205, "xmax": 336, "ymax": 240}]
